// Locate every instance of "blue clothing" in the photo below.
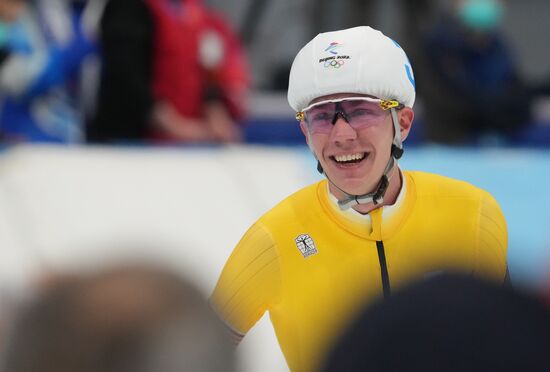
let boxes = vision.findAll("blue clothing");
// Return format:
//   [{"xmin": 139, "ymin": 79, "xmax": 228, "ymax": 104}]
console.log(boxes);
[
  {"xmin": 425, "ymin": 19, "xmax": 520, "ymax": 103},
  {"xmin": 420, "ymin": 18, "xmax": 530, "ymax": 143},
  {"xmin": 0, "ymin": 2, "xmax": 98, "ymax": 143}
]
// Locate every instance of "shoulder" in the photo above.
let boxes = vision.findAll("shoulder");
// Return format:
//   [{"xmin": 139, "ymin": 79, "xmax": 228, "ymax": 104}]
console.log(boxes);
[
  {"xmin": 406, "ymin": 170, "xmax": 506, "ymax": 225},
  {"xmin": 227, "ymin": 181, "xmax": 322, "ymax": 258},
  {"xmin": 258, "ymin": 181, "xmax": 324, "ymax": 225},
  {"xmin": 406, "ymin": 170, "xmax": 491, "ymax": 200},
  {"xmin": 405, "ymin": 171, "xmax": 508, "ymax": 279},
  {"xmin": 226, "ymin": 221, "xmax": 279, "ymax": 270},
  {"xmin": 406, "ymin": 170, "xmax": 506, "ymax": 231}
]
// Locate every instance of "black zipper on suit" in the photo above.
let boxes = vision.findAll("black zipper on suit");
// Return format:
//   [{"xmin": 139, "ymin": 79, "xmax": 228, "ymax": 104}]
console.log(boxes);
[{"xmin": 376, "ymin": 240, "xmax": 391, "ymax": 298}]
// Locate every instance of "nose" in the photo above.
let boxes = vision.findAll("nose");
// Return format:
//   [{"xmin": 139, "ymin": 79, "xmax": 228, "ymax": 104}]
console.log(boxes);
[{"xmin": 330, "ymin": 116, "xmax": 357, "ymax": 144}]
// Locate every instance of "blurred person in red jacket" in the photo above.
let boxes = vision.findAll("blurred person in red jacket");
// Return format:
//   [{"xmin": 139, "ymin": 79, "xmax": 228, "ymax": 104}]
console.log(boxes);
[{"xmin": 88, "ymin": 0, "xmax": 249, "ymax": 144}]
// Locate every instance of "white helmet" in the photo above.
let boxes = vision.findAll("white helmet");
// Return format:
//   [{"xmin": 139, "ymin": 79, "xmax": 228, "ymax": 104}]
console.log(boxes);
[{"xmin": 288, "ymin": 26, "xmax": 416, "ymax": 112}]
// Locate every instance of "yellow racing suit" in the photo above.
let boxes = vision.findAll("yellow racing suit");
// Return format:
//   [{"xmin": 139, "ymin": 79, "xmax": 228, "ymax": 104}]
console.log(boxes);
[{"xmin": 211, "ymin": 170, "xmax": 508, "ymax": 372}]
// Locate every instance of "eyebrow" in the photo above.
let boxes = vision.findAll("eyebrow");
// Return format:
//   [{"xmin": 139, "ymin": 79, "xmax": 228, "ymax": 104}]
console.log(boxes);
[
  {"xmin": 308, "ymin": 102, "xmax": 336, "ymax": 111},
  {"xmin": 346, "ymin": 100, "xmax": 366, "ymax": 107},
  {"xmin": 344, "ymin": 99, "xmax": 377, "ymax": 108}
]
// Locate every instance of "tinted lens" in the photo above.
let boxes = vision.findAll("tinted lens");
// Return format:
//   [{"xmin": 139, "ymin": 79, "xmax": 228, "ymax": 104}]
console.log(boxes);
[
  {"xmin": 340, "ymin": 100, "xmax": 387, "ymax": 124},
  {"xmin": 303, "ymin": 99, "xmax": 387, "ymax": 133},
  {"xmin": 304, "ymin": 102, "xmax": 337, "ymax": 133}
]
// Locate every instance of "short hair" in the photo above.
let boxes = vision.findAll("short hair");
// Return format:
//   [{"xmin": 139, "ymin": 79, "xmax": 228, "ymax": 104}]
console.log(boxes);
[
  {"xmin": 323, "ymin": 273, "xmax": 550, "ymax": 372},
  {"xmin": 3, "ymin": 265, "xmax": 235, "ymax": 372}
]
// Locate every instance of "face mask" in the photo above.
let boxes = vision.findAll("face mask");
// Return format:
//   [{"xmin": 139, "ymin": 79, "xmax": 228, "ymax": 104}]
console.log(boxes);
[{"xmin": 458, "ymin": 0, "xmax": 504, "ymax": 31}]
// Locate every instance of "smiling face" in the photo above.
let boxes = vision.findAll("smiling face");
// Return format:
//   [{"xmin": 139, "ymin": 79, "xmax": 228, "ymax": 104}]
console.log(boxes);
[{"xmin": 300, "ymin": 93, "xmax": 413, "ymax": 199}]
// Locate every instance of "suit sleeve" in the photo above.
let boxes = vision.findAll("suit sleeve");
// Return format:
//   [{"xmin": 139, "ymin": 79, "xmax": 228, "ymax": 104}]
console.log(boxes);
[
  {"xmin": 210, "ymin": 222, "xmax": 281, "ymax": 341},
  {"xmin": 475, "ymin": 190, "xmax": 508, "ymax": 282}
]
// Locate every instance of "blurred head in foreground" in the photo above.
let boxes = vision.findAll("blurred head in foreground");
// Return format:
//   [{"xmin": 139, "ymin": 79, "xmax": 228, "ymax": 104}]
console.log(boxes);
[
  {"xmin": 323, "ymin": 273, "xmax": 550, "ymax": 372},
  {"xmin": 3, "ymin": 265, "xmax": 235, "ymax": 372}
]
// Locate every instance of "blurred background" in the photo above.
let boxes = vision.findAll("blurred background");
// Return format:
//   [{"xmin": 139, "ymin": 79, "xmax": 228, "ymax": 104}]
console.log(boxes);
[{"xmin": 1, "ymin": 0, "xmax": 550, "ymax": 371}]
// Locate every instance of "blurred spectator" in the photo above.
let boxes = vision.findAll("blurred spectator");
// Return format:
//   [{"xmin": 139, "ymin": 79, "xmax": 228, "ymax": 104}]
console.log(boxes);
[
  {"xmin": 268, "ymin": 0, "xmax": 435, "ymax": 92},
  {"xmin": 3, "ymin": 264, "xmax": 235, "ymax": 372},
  {"xmin": 88, "ymin": 0, "xmax": 250, "ymax": 144},
  {"xmin": 0, "ymin": 288, "xmax": 16, "ymax": 369},
  {"xmin": 323, "ymin": 273, "xmax": 550, "ymax": 372},
  {"xmin": 419, "ymin": 0, "xmax": 530, "ymax": 144},
  {"xmin": 0, "ymin": 0, "xmax": 103, "ymax": 144}
]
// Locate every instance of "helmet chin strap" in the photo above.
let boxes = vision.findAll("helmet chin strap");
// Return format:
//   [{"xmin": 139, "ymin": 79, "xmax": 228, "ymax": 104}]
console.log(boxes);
[{"xmin": 313, "ymin": 108, "xmax": 403, "ymax": 211}]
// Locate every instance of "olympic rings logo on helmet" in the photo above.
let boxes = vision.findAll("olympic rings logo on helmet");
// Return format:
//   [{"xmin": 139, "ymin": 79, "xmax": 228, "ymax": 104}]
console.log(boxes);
[{"xmin": 324, "ymin": 59, "xmax": 345, "ymax": 68}]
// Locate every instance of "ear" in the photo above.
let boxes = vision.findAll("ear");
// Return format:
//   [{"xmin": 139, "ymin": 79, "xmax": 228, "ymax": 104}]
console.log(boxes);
[
  {"xmin": 300, "ymin": 121, "xmax": 309, "ymax": 145},
  {"xmin": 398, "ymin": 107, "xmax": 414, "ymax": 142}
]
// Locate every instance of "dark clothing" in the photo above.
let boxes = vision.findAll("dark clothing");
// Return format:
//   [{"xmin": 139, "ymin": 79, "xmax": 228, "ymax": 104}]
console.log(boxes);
[
  {"xmin": 0, "ymin": 48, "xmax": 9, "ymax": 65},
  {"xmin": 324, "ymin": 274, "xmax": 550, "ymax": 372},
  {"xmin": 88, "ymin": 0, "xmax": 154, "ymax": 142},
  {"xmin": 420, "ymin": 19, "xmax": 530, "ymax": 143}
]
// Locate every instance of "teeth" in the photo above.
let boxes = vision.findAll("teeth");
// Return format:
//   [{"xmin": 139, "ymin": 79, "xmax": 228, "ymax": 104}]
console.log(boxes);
[{"xmin": 335, "ymin": 153, "xmax": 365, "ymax": 162}]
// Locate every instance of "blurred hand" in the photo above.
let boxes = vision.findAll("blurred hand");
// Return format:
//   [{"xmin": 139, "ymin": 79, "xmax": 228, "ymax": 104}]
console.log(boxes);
[
  {"xmin": 152, "ymin": 101, "xmax": 212, "ymax": 143},
  {"xmin": 152, "ymin": 101, "xmax": 243, "ymax": 144},
  {"xmin": 203, "ymin": 101, "xmax": 243, "ymax": 143}
]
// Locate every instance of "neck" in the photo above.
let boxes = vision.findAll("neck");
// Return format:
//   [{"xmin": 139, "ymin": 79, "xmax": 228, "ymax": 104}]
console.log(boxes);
[{"xmin": 329, "ymin": 166, "xmax": 402, "ymax": 215}]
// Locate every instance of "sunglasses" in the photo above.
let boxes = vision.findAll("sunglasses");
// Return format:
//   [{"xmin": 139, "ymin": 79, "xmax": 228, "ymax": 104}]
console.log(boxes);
[{"xmin": 296, "ymin": 97, "xmax": 403, "ymax": 134}]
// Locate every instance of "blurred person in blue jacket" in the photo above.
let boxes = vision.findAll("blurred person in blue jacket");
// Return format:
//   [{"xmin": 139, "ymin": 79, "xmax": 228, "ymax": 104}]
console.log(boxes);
[
  {"xmin": 0, "ymin": 0, "xmax": 105, "ymax": 143},
  {"xmin": 419, "ymin": 0, "xmax": 530, "ymax": 144}
]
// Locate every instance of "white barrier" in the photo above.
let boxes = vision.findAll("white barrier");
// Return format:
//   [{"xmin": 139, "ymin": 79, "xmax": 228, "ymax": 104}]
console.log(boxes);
[
  {"xmin": 0, "ymin": 144, "xmax": 319, "ymax": 372},
  {"xmin": 3, "ymin": 144, "xmax": 550, "ymax": 372}
]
